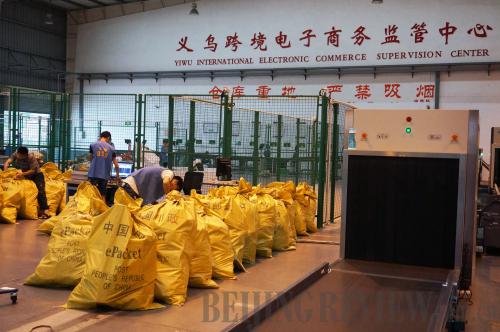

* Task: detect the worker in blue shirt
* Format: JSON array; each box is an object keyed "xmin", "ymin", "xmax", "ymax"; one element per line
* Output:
[{"xmin": 88, "ymin": 131, "xmax": 120, "ymax": 197}]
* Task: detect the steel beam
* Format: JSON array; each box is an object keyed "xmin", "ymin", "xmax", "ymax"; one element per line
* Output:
[
  {"xmin": 86, "ymin": 0, "xmax": 107, "ymax": 5},
  {"xmin": 59, "ymin": 0, "xmax": 91, "ymax": 9},
  {"xmin": 77, "ymin": 62, "xmax": 500, "ymax": 82}
]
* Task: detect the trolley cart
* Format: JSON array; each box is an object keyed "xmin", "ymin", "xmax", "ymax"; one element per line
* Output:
[{"xmin": 0, "ymin": 287, "xmax": 18, "ymax": 304}]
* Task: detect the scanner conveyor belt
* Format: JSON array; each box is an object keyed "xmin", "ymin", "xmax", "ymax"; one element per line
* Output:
[{"xmin": 253, "ymin": 260, "xmax": 458, "ymax": 332}]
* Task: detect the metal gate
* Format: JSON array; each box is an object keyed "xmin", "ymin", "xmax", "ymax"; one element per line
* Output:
[
  {"xmin": 2, "ymin": 88, "xmax": 70, "ymax": 168},
  {"xmin": 1, "ymin": 88, "xmax": 348, "ymax": 229},
  {"xmin": 68, "ymin": 93, "xmax": 139, "ymax": 169}
]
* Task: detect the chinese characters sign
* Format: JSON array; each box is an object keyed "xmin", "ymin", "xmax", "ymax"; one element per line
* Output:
[
  {"xmin": 177, "ymin": 22, "xmax": 494, "ymax": 53},
  {"xmin": 205, "ymin": 82, "xmax": 435, "ymax": 104},
  {"xmin": 173, "ymin": 21, "xmax": 496, "ymax": 70},
  {"xmin": 75, "ymin": 0, "xmax": 500, "ymax": 73}
]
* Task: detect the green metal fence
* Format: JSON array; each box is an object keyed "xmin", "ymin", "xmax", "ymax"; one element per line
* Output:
[
  {"xmin": 142, "ymin": 95, "xmax": 224, "ymax": 171},
  {"xmin": 1, "ymin": 88, "xmax": 348, "ymax": 229},
  {"xmin": 328, "ymin": 102, "xmax": 349, "ymax": 223},
  {"xmin": 228, "ymin": 95, "xmax": 321, "ymax": 187},
  {"xmin": 1, "ymin": 88, "xmax": 69, "ymax": 168},
  {"xmin": 143, "ymin": 95, "xmax": 328, "ymax": 202},
  {"xmin": 68, "ymin": 93, "xmax": 139, "ymax": 168}
]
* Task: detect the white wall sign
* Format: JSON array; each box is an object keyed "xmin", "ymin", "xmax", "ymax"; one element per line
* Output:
[
  {"xmin": 75, "ymin": 0, "xmax": 500, "ymax": 73},
  {"xmin": 79, "ymin": 75, "xmax": 436, "ymax": 108},
  {"xmin": 203, "ymin": 82, "xmax": 435, "ymax": 105}
]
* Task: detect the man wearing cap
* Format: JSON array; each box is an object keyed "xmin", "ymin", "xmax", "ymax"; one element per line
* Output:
[
  {"xmin": 88, "ymin": 131, "xmax": 120, "ymax": 197},
  {"xmin": 121, "ymin": 166, "xmax": 183, "ymax": 205}
]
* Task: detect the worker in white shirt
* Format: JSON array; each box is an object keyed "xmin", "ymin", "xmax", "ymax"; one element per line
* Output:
[{"xmin": 121, "ymin": 166, "xmax": 183, "ymax": 205}]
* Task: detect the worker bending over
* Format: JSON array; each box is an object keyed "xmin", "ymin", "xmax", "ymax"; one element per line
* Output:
[
  {"xmin": 88, "ymin": 131, "xmax": 120, "ymax": 197},
  {"xmin": 3, "ymin": 146, "xmax": 50, "ymax": 219},
  {"xmin": 121, "ymin": 166, "xmax": 183, "ymax": 205}
]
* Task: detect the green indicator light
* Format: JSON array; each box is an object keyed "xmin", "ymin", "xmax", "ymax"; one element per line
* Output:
[{"xmin": 405, "ymin": 127, "xmax": 412, "ymax": 134}]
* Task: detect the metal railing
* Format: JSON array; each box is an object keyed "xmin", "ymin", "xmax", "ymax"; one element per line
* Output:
[{"xmin": 1, "ymin": 88, "xmax": 348, "ymax": 228}]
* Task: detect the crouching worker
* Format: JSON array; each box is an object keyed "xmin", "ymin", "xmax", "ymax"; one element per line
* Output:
[
  {"xmin": 121, "ymin": 166, "xmax": 183, "ymax": 205},
  {"xmin": 3, "ymin": 146, "xmax": 50, "ymax": 219}
]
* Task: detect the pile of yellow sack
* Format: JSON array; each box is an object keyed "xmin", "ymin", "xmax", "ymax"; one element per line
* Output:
[
  {"xmin": 41, "ymin": 163, "xmax": 73, "ymax": 217},
  {"xmin": 0, "ymin": 163, "xmax": 71, "ymax": 224},
  {"xmin": 25, "ymin": 178, "xmax": 318, "ymax": 310},
  {"xmin": 26, "ymin": 181, "xmax": 107, "ymax": 287}
]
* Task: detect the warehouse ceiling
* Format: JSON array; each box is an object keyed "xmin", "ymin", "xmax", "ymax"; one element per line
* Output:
[
  {"xmin": 32, "ymin": 0, "xmax": 193, "ymax": 25},
  {"xmin": 37, "ymin": 0, "xmax": 148, "ymax": 11}
]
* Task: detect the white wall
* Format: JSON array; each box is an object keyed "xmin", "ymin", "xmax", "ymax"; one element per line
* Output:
[
  {"xmin": 441, "ymin": 70, "xmax": 500, "ymax": 180},
  {"xmin": 77, "ymin": 72, "xmax": 436, "ymax": 108},
  {"xmin": 71, "ymin": 0, "xmax": 500, "ymax": 180},
  {"xmin": 74, "ymin": 0, "xmax": 500, "ymax": 72},
  {"xmin": 76, "ymin": 71, "xmax": 500, "ymax": 172}
]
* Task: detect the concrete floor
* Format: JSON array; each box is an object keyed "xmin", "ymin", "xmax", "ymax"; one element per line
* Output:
[
  {"xmin": 465, "ymin": 255, "xmax": 500, "ymax": 332},
  {"xmin": 0, "ymin": 220, "xmax": 339, "ymax": 331},
  {"xmin": 253, "ymin": 248, "xmax": 500, "ymax": 331},
  {"xmin": 1, "ymin": 220, "xmax": 499, "ymax": 331},
  {"xmin": 255, "ymin": 260, "xmax": 452, "ymax": 332}
]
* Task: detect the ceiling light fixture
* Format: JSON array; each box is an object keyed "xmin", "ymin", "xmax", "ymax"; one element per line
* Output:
[
  {"xmin": 44, "ymin": 12, "xmax": 54, "ymax": 25},
  {"xmin": 189, "ymin": 1, "xmax": 199, "ymax": 15},
  {"xmin": 44, "ymin": 0, "xmax": 54, "ymax": 25}
]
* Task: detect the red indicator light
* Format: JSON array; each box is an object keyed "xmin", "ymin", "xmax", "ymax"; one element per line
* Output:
[
  {"xmin": 361, "ymin": 133, "xmax": 367, "ymax": 140},
  {"xmin": 406, "ymin": 116, "xmax": 412, "ymax": 122},
  {"xmin": 452, "ymin": 134, "xmax": 458, "ymax": 142}
]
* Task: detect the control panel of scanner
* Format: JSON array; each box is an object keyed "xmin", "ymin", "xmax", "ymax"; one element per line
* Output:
[{"xmin": 350, "ymin": 109, "xmax": 471, "ymax": 154}]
